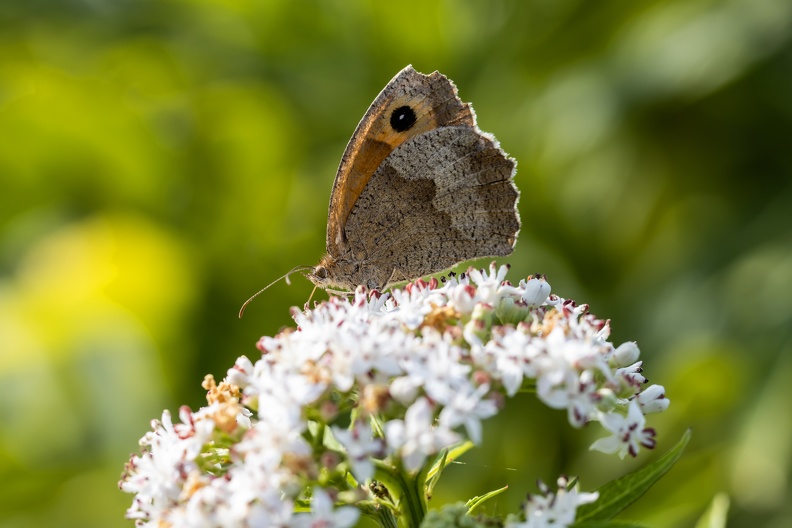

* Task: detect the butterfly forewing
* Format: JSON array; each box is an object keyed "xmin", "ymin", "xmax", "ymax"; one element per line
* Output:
[
  {"xmin": 326, "ymin": 66, "xmax": 474, "ymax": 255},
  {"xmin": 341, "ymin": 126, "xmax": 519, "ymax": 289}
]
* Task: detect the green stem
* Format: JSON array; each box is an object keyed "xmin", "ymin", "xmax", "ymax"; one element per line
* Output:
[
  {"xmin": 359, "ymin": 504, "xmax": 399, "ymax": 528},
  {"xmin": 373, "ymin": 460, "xmax": 427, "ymax": 527},
  {"xmin": 400, "ymin": 466, "xmax": 427, "ymax": 527}
]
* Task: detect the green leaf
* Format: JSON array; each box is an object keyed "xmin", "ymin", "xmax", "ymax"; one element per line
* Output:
[
  {"xmin": 695, "ymin": 493, "xmax": 730, "ymax": 528},
  {"xmin": 371, "ymin": 414, "xmax": 386, "ymax": 439},
  {"xmin": 465, "ymin": 485, "xmax": 509, "ymax": 514},
  {"xmin": 426, "ymin": 441, "xmax": 475, "ymax": 482},
  {"xmin": 425, "ymin": 449, "xmax": 449, "ymax": 499},
  {"xmin": 576, "ymin": 429, "xmax": 692, "ymax": 522},
  {"xmin": 321, "ymin": 425, "xmax": 344, "ymax": 451}
]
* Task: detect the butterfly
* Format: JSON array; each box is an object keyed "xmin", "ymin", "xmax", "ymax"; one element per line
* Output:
[{"xmin": 240, "ymin": 66, "xmax": 519, "ymax": 315}]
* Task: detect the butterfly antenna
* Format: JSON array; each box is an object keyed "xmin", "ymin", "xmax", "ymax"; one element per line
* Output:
[{"xmin": 238, "ymin": 265, "xmax": 314, "ymax": 318}]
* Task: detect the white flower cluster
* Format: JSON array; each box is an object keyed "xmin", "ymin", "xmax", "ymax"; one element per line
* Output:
[
  {"xmin": 506, "ymin": 477, "xmax": 600, "ymax": 528},
  {"xmin": 120, "ymin": 264, "xmax": 669, "ymax": 527}
]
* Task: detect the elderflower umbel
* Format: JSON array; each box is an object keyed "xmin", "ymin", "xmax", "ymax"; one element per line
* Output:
[{"xmin": 120, "ymin": 264, "xmax": 669, "ymax": 527}]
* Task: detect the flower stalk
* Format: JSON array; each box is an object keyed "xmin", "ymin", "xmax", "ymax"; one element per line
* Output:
[{"xmin": 372, "ymin": 460, "xmax": 427, "ymax": 527}]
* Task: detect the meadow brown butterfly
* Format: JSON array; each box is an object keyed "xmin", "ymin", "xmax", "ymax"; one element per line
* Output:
[
  {"xmin": 240, "ymin": 66, "xmax": 520, "ymax": 315},
  {"xmin": 310, "ymin": 65, "xmax": 520, "ymax": 290}
]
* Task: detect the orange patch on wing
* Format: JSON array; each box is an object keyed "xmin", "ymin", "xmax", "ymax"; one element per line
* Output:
[{"xmin": 328, "ymin": 95, "xmax": 441, "ymax": 249}]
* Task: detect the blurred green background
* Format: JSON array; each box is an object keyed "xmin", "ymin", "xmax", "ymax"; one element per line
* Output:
[{"xmin": 1, "ymin": 0, "xmax": 791, "ymax": 526}]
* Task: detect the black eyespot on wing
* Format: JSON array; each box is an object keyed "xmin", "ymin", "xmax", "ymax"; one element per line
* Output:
[{"xmin": 390, "ymin": 106, "xmax": 417, "ymax": 132}]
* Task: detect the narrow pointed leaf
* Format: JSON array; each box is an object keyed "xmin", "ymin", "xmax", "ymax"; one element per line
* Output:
[
  {"xmin": 576, "ymin": 429, "xmax": 691, "ymax": 522},
  {"xmin": 425, "ymin": 449, "xmax": 449, "ymax": 498},
  {"xmin": 465, "ymin": 485, "xmax": 509, "ymax": 513},
  {"xmin": 427, "ymin": 441, "xmax": 474, "ymax": 481}
]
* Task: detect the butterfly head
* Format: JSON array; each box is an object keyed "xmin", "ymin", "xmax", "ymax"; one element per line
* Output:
[
  {"xmin": 308, "ymin": 264, "xmax": 329, "ymax": 287},
  {"xmin": 308, "ymin": 254, "xmax": 376, "ymax": 292},
  {"xmin": 307, "ymin": 254, "xmax": 336, "ymax": 289}
]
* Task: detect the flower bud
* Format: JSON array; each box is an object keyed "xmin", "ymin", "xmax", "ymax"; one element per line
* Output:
[
  {"xmin": 637, "ymin": 385, "xmax": 670, "ymax": 414},
  {"xmin": 496, "ymin": 296, "xmax": 531, "ymax": 325},
  {"xmin": 611, "ymin": 341, "xmax": 640, "ymax": 367},
  {"xmin": 520, "ymin": 275, "xmax": 551, "ymax": 306}
]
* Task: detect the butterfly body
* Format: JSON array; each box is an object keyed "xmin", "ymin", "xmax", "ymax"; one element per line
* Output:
[{"xmin": 309, "ymin": 66, "xmax": 520, "ymax": 291}]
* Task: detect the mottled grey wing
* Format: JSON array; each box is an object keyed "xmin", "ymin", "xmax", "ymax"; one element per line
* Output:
[{"xmin": 342, "ymin": 125, "xmax": 520, "ymax": 287}]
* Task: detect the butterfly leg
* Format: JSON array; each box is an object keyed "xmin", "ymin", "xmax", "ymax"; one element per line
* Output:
[{"xmin": 378, "ymin": 268, "xmax": 400, "ymax": 291}]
